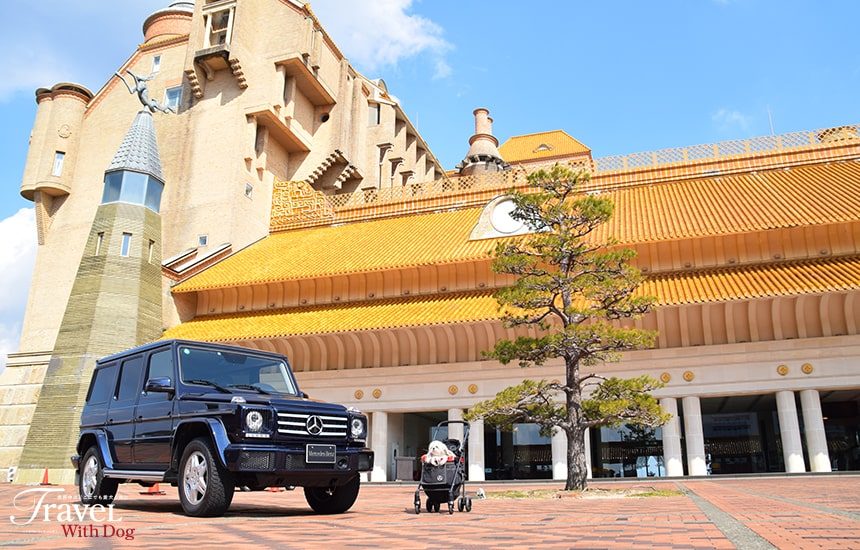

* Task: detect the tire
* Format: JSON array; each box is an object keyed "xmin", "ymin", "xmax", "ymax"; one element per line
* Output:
[
  {"xmin": 304, "ymin": 475, "xmax": 360, "ymax": 514},
  {"xmin": 178, "ymin": 437, "xmax": 234, "ymax": 517},
  {"xmin": 465, "ymin": 497, "xmax": 472, "ymax": 512},
  {"xmin": 457, "ymin": 497, "xmax": 465, "ymax": 512},
  {"xmin": 78, "ymin": 446, "xmax": 119, "ymax": 506}
]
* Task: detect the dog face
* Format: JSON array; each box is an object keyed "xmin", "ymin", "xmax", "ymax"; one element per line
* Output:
[{"xmin": 427, "ymin": 440, "xmax": 447, "ymax": 456}]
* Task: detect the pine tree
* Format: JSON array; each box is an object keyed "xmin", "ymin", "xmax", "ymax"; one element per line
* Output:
[{"xmin": 465, "ymin": 164, "xmax": 669, "ymax": 490}]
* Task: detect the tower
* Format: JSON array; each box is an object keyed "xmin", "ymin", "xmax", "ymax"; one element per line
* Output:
[
  {"xmin": 16, "ymin": 110, "xmax": 166, "ymax": 483},
  {"xmin": 456, "ymin": 108, "xmax": 510, "ymax": 175}
]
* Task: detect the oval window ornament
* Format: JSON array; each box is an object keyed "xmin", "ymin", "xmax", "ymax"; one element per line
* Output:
[{"xmin": 489, "ymin": 198, "xmax": 524, "ymax": 234}]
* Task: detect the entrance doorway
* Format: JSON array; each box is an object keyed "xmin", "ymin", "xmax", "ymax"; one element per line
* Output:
[{"xmin": 483, "ymin": 423, "xmax": 553, "ymax": 480}]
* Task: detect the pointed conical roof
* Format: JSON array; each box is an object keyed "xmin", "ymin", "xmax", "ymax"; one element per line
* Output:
[{"xmin": 107, "ymin": 110, "xmax": 164, "ymax": 181}]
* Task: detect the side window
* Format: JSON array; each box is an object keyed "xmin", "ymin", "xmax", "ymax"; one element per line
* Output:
[
  {"xmin": 141, "ymin": 350, "xmax": 174, "ymax": 402},
  {"xmin": 86, "ymin": 364, "xmax": 119, "ymax": 404},
  {"xmin": 114, "ymin": 356, "xmax": 144, "ymax": 405}
]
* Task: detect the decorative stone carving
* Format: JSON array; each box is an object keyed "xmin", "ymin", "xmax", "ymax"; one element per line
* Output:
[
  {"xmin": 448, "ymin": 385, "xmax": 458, "ymax": 395},
  {"xmin": 468, "ymin": 384, "xmax": 478, "ymax": 394},
  {"xmin": 682, "ymin": 371, "xmax": 695, "ymax": 382},
  {"xmin": 354, "ymin": 389, "xmax": 364, "ymax": 400},
  {"xmin": 777, "ymin": 364, "xmax": 789, "ymax": 376},
  {"xmin": 371, "ymin": 388, "xmax": 382, "ymax": 399},
  {"xmin": 270, "ymin": 180, "xmax": 335, "ymax": 230},
  {"xmin": 660, "ymin": 372, "xmax": 671, "ymax": 383},
  {"xmin": 58, "ymin": 124, "xmax": 71, "ymax": 138},
  {"xmin": 801, "ymin": 363, "xmax": 814, "ymax": 375}
]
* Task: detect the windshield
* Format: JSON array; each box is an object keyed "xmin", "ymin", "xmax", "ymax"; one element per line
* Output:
[{"xmin": 179, "ymin": 346, "xmax": 297, "ymax": 395}]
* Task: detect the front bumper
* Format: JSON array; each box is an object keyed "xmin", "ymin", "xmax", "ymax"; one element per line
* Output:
[{"xmin": 223, "ymin": 444, "xmax": 373, "ymax": 475}]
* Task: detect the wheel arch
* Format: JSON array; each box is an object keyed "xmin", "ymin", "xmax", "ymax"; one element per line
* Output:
[
  {"xmin": 76, "ymin": 430, "xmax": 114, "ymax": 469},
  {"xmin": 171, "ymin": 418, "xmax": 230, "ymax": 471}
]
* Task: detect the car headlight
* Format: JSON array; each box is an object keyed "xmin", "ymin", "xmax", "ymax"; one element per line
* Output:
[
  {"xmin": 350, "ymin": 417, "xmax": 366, "ymax": 438},
  {"xmin": 246, "ymin": 410, "xmax": 264, "ymax": 432}
]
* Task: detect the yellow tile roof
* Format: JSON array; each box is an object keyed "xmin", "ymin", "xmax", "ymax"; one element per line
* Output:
[
  {"xmin": 174, "ymin": 207, "xmax": 492, "ymax": 293},
  {"xmin": 644, "ymin": 255, "xmax": 860, "ymax": 306},
  {"xmin": 602, "ymin": 161, "xmax": 860, "ymax": 243},
  {"xmin": 162, "ymin": 290, "xmax": 502, "ymax": 341},
  {"xmin": 174, "ymin": 162, "xmax": 860, "ymax": 294},
  {"xmin": 164, "ymin": 256, "xmax": 860, "ymax": 342},
  {"xmin": 499, "ymin": 130, "xmax": 591, "ymax": 163}
]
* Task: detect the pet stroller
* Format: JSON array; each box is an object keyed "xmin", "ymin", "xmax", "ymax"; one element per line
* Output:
[{"xmin": 413, "ymin": 420, "xmax": 473, "ymax": 514}]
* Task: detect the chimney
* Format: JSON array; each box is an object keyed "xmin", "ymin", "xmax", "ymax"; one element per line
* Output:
[{"xmin": 456, "ymin": 108, "xmax": 509, "ymax": 176}]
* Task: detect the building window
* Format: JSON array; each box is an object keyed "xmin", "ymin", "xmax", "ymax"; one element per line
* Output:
[
  {"xmin": 148, "ymin": 239, "xmax": 155, "ymax": 263},
  {"xmin": 164, "ymin": 86, "xmax": 182, "ymax": 111},
  {"xmin": 203, "ymin": 2, "xmax": 235, "ymax": 47},
  {"xmin": 368, "ymin": 103, "xmax": 381, "ymax": 125},
  {"xmin": 120, "ymin": 233, "xmax": 132, "ymax": 257},
  {"xmin": 95, "ymin": 232, "xmax": 104, "ymax": 255},
  {"xmin": 198, "ymin": 234, "xmax": 208, "ymax": 247},
  {"xmin": 52, "ymin": 152, "xmax": 65, "ymax": 177},
  {"xmin": 152, "ymin": 55, "xmax": 161, "ymax": 74},
  {"xmin": 244, "ymin": 183, "xmax": 253, "ymax": 199}
]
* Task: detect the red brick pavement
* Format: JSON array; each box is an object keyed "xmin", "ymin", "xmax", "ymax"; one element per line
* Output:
[{"xmin": 0, "ymin": 477, "xmax": 857, "ymax": 549}]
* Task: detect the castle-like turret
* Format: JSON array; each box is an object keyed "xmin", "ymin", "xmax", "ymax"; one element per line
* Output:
[
  {"xmin": 456, "ymin": 108, "xmax": 510, "ymax": 175},
  {"xmin": 17, "ymin": 111, "xmax": 166, "ymax": 480}
]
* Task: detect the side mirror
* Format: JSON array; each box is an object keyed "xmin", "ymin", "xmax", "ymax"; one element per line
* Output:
[{"xmin": 145, "ymin": 377, "xmax": 174, "ymax": 394}]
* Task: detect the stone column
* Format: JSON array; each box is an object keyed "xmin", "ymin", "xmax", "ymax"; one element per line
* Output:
[
  {"xmin": 776, "ymin": 390, "xmax": 807, "ymax": 473},
  {"xmin": 682, "ymin": 396, "xmax": 708, "ymax": 476},
  {"xmin": 661, "ymin": 397, "xmax": 684, "ymax": 477},
  {"xmin": 467, "ymin": 417, "xmax": 485, "ymax": 481},
  {"xmin": 370, "ymin": 411, "xmax": 388, "ymax": 482},
  {"xmin": 800, "ymin": 389, "xmax": 831, "ymax": 473},
  {"xmin": 447, "ymin": 408, "xmax": 464, "ymax": 442},
  {"xmin": 551, "ymin": 428, "xmax": 567, "ymax": 480},
  {"xmin": 584, "ymin": 428, "xmax": 593, "ymax": 479}
]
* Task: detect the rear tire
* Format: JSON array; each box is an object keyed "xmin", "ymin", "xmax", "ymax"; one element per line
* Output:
[
  {"xmin": 178, "ymin": 437, "xmax": 234, "ymax": 517},
  {"xmin": 304, "ymin": 475, "xmax": 360, "ymax": 514},
  {"xmin": 79, "ymin": 447, "xmax": 118, "ymax": 506}
]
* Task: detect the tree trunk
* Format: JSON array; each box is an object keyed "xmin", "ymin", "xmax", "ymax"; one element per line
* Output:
[{"xmin": 564, "ymin": 425, "xmax": 588, "ymax": 490}]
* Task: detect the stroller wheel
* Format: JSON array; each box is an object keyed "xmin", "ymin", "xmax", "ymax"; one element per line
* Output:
[
  {"xmin": 465, "ymin": 497, "xmax": 472, "ymax": 512},
  {"xmin": 448, "ymin": 501, "xmax": 454, "ymax": 515},
  {"xmin": 457, "ymin": 497, "xmax": 465, "ymax": 512},
  {"xmin": 414, "ymin": 501, "xmax": 421, "ymax": 514}
]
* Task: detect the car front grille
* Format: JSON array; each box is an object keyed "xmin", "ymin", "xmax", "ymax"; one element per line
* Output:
[{"xmin": 276, "ymin": 412, "xmax": 348, "ymax": 437}]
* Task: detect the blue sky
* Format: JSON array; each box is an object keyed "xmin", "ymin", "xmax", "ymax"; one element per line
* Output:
[{"xmin": 0, "ymin": 0, "xmax": 858, "ymax": 364}]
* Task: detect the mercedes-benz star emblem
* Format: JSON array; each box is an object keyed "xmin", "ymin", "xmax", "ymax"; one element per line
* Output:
[{"xmin": 306, "ymin": 415, "xmax": 324, "ymax": 435}]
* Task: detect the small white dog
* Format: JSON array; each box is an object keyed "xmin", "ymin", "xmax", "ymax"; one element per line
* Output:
[{"xmin": 425, "ymin": 440, "xmax": 455, "ymax": 466}]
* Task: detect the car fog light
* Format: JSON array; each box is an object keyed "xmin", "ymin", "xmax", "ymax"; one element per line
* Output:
[
  {"xmin": 246, "ymin": 410, "xmax": 264, "ymax": 432},
  {"xmin": 350, "ymin": 418, "xmax": 365, "ymax": 437}
]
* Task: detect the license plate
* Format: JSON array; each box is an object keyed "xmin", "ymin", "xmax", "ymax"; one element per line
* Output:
[{"xmin": 306, "ymin": 444, "xmax": 336, "ymax": 464}]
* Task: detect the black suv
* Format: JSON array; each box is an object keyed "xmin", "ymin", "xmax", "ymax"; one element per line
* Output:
[{"xmin": 72, "ymin": 339, "xmax": 373, "ymax": 517}]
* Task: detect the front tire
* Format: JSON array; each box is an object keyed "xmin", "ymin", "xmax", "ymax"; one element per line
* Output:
[
  {"xmin": 304, "ymin": 475, "xmax": 360, "ymax": 514},
  {"xmin": 79, "ymin": 447, "xmax": 118, "ymax": 505},
  {"xmin": 178, "ymin": 437, "xmax": 234, "ymax": 517}
]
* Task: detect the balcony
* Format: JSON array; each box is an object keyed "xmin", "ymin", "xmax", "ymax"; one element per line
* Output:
[
  {"xmin": 246, "ymin": 105, "xmax": 312, "ymax": 153},
  {"xmin": 272, "ymin": 53, "xmax": 336, "ymax": 107}
]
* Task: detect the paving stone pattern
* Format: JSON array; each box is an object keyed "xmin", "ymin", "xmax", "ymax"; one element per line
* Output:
[{"xmin": 0, "ymin": 476, "xmax": 858, "ymax": 549}]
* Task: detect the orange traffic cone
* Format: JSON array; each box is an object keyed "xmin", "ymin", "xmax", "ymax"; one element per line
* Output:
[
  {"xmin": 139, "ymin": 483, "xmax": 166, "ymax": 495},
  {"xmin": 40, "ymin": 468, "xmax": 52, "ymax": 486}
]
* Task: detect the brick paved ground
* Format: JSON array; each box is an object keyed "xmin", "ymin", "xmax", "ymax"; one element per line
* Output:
[{"xmin": 0, "ymin": 476, "xmax": 858, "ymax": 549}]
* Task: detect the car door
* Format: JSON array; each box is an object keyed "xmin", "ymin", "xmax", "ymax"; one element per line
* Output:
[
  {"xmin": 132, "ymin": 347, "xmax": 176, "ymax": 469},
  {"xmin": 106, "ymin": 355, "xmax": 145, "ymax": 466}
]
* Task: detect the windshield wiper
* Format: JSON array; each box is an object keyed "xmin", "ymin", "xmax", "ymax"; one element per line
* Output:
[
  {"xmin": 185, "ymin": 379, "xmax": 232, "ymax": 393},
  {"xmin": 228, "ymin": 384, "xmax": 273, "ymax": 395}
]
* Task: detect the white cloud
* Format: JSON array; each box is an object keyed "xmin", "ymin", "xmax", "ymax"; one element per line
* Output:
[
  {"xmin": 0, "ymin": 44, "xmax": 67, "ymax": 103},
  {"xmin": 311, "ymin": 0, "xmax": 452, "ymax": 76},
  {"xmin": 712, "ymin": 108, "xmax": 751, "ymax": 132},
  {"xmin": 0, "ymin": 208, "xmax": 37, "ymax": 369}
]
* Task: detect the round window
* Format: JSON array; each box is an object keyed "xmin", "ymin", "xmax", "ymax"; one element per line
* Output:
[{"xmin": 489, "ymin": 199, "xmax": 523, "ymax": 234}]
